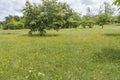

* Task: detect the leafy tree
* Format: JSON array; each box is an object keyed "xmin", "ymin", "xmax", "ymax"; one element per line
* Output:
[
  {"xmin": 23, "ymin": 0, "xmax": 80, "ymax": 35},
  {"xmin": 4, "ymin": 15, "xmax": 24, "ymax": 30},
  {"xmin": 6, "ymin": 18, "xmax": 23, "ymax": 29},
  {"xmin": 60, "ymin": 3, "xmax": 73, "ymax": 28},
  {"xmin": 104, "ymin": 2, "xmax": 114, "ymax": 16},
  {"xmin": 81, "ymin": 7, "xmax": 95, "ymax": 28},
  {"xmin": 66, "ymin": 12, "xmax": 81, "ymax": 28},
  {"xmin": 109, "ymin": 16, "xmax": 118, "ymax": 24},
  {"xmin": 14, "ymin": 15, "xmax": 21, "ymax": 21},
  {"xmin": 62, "ymin": 4, "xmax": 81, "ymax": 28},
  {"xmin": 81, "ymin": 17, "xmax": 94, "ymax": 28},
  {"xmin": 94, "ymin": 2, "xmax": 115, "ymax": 28},
  {"xmin": 113, "ymin": 0, "xmax": 120, "ymax": 6},
  {"xmin": 117, "ymin": 15, "xmax": 120, "ymax": 23},
  {"xmin": 80, "ymin": 20, "xmax": 87, "ymax": 28},
  {"xmin": 97, "ymin": 2, "xmax": 115, "ymax": 24},
  {"xmin": 96, "ymin": 13, "xmax": 109, "ymax": 29},
  {"xmin": 104, "ymin": 2, "xmax": 115, "ymax": 24},
  {"xmin": 71, "ymin": 13, "xmax": 81, "ymax": 28},
  {"xmin": 113, "ymin": 0, "xmax": 120, "ymax": 24},
  {"xmin": 23, "ymin": 0, "xmax": 65, "ymax": 36},
  {"xmin": 5, "ymin": 15, "xmax": 13, "ymax": 23},
  {"xmin": 87, "ymin": 20, "xmax": 95, "ymax": 28}
]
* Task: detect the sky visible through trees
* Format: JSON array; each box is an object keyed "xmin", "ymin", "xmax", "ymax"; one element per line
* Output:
[{"xmin": 0, "ymin": 0, "xmax": 117, "ymax": 21}]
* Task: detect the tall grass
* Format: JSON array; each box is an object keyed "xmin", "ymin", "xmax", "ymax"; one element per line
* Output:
[{"xmin": 0, "ymin": 25, "xmax": 120, "ymax": 80}]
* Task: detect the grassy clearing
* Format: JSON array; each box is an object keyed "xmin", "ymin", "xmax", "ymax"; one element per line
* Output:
[{"xmin": 0, "ymin": 25, "xmax": 120, "ymax": 80}]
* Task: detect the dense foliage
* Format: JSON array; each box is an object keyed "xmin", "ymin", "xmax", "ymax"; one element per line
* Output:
[
  {"xmin": 96, "ymin": 13, "xmax": 109, "ymax": 28},
  {"xmin": 2, "ymin": 15, "xmax": 24, "ymax": 30},
  {"xmin": 1, "ymin": 0, "xmax": 120, "ymax": 32},
  {"xmin": 81, "ymin": 15, "xmax": 95, "ymax": 28},
  {"xmin": 23, "ymin": 0, "xmax": 81, "ymax": 36},
  {"xmin": 113, "ymin": 0, "xmax": 120, "ymax": 5},
  {"xmin": 82, "ymin": 2, "xmax": 116, "ymax": 29}
]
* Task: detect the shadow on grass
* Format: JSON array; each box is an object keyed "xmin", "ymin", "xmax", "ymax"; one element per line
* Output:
[
  {"xmin": 93, "ymin": 48, "xmax": 120, "ymax": 63},
  {"xmin": 0, "ymin": 33, "xmax": 17, "ymax": 35},
  {"xmin": 103, "ymin": 33, "xmax": 120, "ymax": 37},
  {"xmin": 22, "ymin": 33, "xmax": 60, "ymax": 37}
]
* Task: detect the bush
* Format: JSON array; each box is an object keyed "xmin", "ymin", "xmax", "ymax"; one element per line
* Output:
[
  {"xmin": 80, "ymin": 20, "xmax": 87, "ymax": 28},
  {"xmin": 87, "ymin": 20, "xmax": 94, "ymax": 28},
  {"xmin": 5, "ymin": 19, "xmax": 24, "ymax": 30}
]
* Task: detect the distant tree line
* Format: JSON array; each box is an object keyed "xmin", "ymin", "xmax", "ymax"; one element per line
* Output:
[
  {"xmin": 0, "ymin": 0, "xmax": 120, "ymax": 35},
  {"xmin": 0, "ymin": 15, "xmax": 24, "ymax": 30},
  {"xmin": 81, "ymin": 1, "xmax": 118, "ymax": 29}
]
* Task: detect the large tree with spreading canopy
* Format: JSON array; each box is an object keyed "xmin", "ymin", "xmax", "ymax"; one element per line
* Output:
[{"xmin": 23, "ymin": 0, "xmax": 80, "ymax": 36}]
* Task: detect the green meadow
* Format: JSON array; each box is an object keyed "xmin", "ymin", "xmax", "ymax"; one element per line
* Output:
[{"xmin": 0, "ymin": 25, "xmax": 120, "ymax": 80}]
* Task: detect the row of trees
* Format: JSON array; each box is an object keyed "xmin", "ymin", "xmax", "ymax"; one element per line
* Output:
[
  {"xmin": 0, "ymin": 15, "xmax": 24, "ymax": 30},
  {"xmin": 23, "ymin": 0, "xmax": 120, "ymax": 35},
  {"xmin": 81, "ymin": 1, "xmax": 117, "ymax": 29},
  {"xmin": 114, "ymin": 0, "xmax": 120, "ymax": 23},
  {"xmin": 0, "ymin": 0, "xmax": 120, "ymax": 35}
]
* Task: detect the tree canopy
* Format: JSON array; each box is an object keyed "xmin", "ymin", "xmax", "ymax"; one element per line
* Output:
[
  {"xmin": 113, "ymin": 0, "xmax": 120, "ymax": 5},
  {"xmin": 23, "ymin": 0, "xmax": 80, "ymax": 36},
  {"xmin": 2, "ymin": 15, "xmax": 24, "ymax": 30},
  {"xmin": 96, "ymin": 13, "xmax": 109, "ymax": 28}
]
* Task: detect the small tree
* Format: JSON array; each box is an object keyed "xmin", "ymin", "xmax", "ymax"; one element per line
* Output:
[
  {"xmin": 67, "ymin": 12, "xmax": 81, "ymax": 28},
  {"xmin": 96, "ymin": 13, "xmax": 109, "ymax": 29},
  {"xmin": 81, "ymin": 15, "xmax": 94, "ymax": 28},
  {"xmin": 80, "ymin": 20, "xmax": 87, "ymax": 28},
  {"xmin": 6, "ymin": 18, "xmax": 24, "ymax": 30},
  {"xmin": 87, "ymin": 20, "xmax": 95, "ymax": 28},
  {"xmin": 81, "ymin": 16, "xmax": 88, "ymax": 28},
  {"xmin": 4, "ymin": 15, "xmax": 24, "ymax": 30},
  {"xmin": 81, "ymin": 7, "xmax": 95, "ymax": 29}
]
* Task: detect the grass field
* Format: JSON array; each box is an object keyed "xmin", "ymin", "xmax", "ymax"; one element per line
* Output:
[{"xmin": 0, "ymin": 25, "xmax": 120, "ymax": 80}]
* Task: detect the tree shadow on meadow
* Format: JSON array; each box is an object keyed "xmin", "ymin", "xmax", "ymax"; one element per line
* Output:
[
  {"xmin": 0, "ymin": 32, "xmax": 17, "ymax": 35},
  {"xmin": 93, "ymin": 48, "xmax": 120, "ymax": 63},
  {"xmin": 22, "ymin": 33, "xmax": 60, "ymax": 37},
  {"xmin": 103, "ymin": 33, "xmax": 120, "ymax": 37}
]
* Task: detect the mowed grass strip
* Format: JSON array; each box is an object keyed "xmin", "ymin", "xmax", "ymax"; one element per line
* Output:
[{"xmin": 0, "ymin": 25, "xmax": 120, "ymax": 80}]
